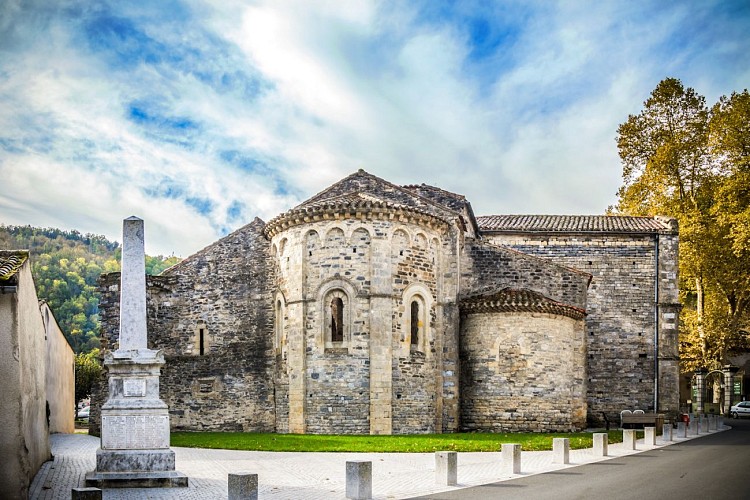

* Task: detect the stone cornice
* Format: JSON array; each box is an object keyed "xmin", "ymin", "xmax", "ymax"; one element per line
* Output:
[
  {"xmin": 460, "ymin": 288, "xmax": 587, "ymax": 320},
  {"xmin": 264, "ymin": 196, "xmax": 451, "ymax": 238}
]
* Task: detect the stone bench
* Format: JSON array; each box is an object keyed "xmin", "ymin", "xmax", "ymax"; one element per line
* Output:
[{"xmin": 621, "ymin": 413, "xmax": 664, "ymax": 429}]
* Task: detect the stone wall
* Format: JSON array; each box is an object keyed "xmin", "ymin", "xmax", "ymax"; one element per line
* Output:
[
  {"xmin": 93, "ymin": 219, "xmax": 276, "ymax": 433},
  {"xmin": 460, "ymin": 311, "xmax": 587, "ymax": 432},
  {"xmin": 0, "ymin": 254, "xmax": 51, "ymax": 500},
  {"xmin": 42, "ymin": 302, "xmax": 75, "ymax": 434},
  {"xmin": 461, "ymin": 241, "xmax": 590, "ymax": 310},
  {"xmin": 483, "ymin": 230, "xmax": 680, "ymax": 424}
]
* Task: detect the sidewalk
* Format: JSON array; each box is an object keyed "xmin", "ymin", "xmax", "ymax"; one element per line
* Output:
[{"xmin": 30, "ymin": 427, "xmax": 722, "ymax": 499}]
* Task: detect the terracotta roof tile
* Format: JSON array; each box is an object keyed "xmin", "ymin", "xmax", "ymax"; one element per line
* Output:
[
  {"xmin": 0, "ymin": 251, "xmax": 28, "ymax": 281},
  {"xmin": 461, "ymin": 287, "xmax": 586, "ymax": 320},
  {"xmin": 477, "ymin": 215, "xmax": 676, "ymax": 234}
]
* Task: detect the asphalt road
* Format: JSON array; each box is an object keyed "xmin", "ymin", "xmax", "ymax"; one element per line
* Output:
[{"xmin": 410, "ymin": 418, "xmax": 750, "ymax": 500}]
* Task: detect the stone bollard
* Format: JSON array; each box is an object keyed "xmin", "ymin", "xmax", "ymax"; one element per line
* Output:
[
  {"xmin": 688, "ymin": 418, "xmax": 697, "ymax": 435},
  {"xmin": 501, "ymin": 443, "xmax": 521, "ymax": 474},
  {"xmin": 228, "ymin": 472, "xmax": 258, "ymax": 500},
  {"xmin": 623, "ymin": 429, "xmax": 637, "ymax": 450},
  {"xmin": 593, "ymin": 433, "xmax": 608, "ymax": 457},
  {"xmin": 435, "ymin": 451, "xmax": 457, "ymax": 486},
  {"xmin": 662, "ymin": 423, "xmax": 673, "ymax": 442},
  {"xmin": 697, "ymin": 418, "xmax": 703, "ymax": 434},
  {"xmin": 553, "ymin": 438, "xmax": 570, "ymax": 464},
  {"xmin": 709, "ymin": 414, "xmax": 717, "ymax": 431},
  {"xmin": 346, "ymin": 461, "xmax": 372, "ymax": 500},
  {"xmin": 677, "ymin": 421, "xmax": 687, "ymax": 438},
  {"xmin": 71, "ymin": 488, "xmax": 102, "ymax": 500},
  {"xmin": 644, "ymin": 426, "xmax": 656, "ymax": 446},
  {"xmin": 718, "ymin": 416, "xmax": 724, "ymax": 428}
]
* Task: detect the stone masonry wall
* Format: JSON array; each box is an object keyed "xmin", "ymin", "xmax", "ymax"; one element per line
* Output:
[
  {"xmin": 483, "ymin": 231, "xmax": 679, "ymax": 424},
  {"xmin": 460, "ymin": 311, "xmax": 587, "ymax": 432},
  {"xmin": 461, "ymin": 241, "xmax": 590, "ymax": 310},
  {"xmin": 272, "ymin": 216, "xmax": 457, "ymax": 434},
  {"xmin": 93, "ymin": 218, "xmax": 276, "ymax": 433}
]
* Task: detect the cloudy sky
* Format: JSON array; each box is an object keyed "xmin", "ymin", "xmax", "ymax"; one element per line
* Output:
[{"xmin": 1, "ymin": 1, "xmax": 748, "ymax": 256}]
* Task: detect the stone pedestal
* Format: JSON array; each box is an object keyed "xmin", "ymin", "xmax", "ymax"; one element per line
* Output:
[{"xmin": 86, "ymin": 350, "xmax": 187, "ymax": 488}]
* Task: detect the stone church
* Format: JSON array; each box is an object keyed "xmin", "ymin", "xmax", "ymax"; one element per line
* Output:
[{"xmin": 93, "ymin": 170, "xmax": 680, "ymax": 435}]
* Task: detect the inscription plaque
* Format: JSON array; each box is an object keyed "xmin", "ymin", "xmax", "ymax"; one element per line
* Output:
[
  {"xmin": 123, "ymin": 378, "xmax": 146, "ymax": 397},
  {"xmin": 102, "ymin": 415, "xmax": 169, "ymax": 449}
]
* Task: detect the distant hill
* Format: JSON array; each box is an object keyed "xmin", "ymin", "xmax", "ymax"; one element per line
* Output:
[{"xmin": 0, "ymin": 224, "xmax": 180, "ymax": 353}]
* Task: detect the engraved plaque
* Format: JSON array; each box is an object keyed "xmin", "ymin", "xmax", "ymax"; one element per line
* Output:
[
  {"xmin": 123, "ymin": 379, "xmax": 146, "ymax": 397},
  {"xmin": 102, "ymin": 415, "xmax": 170, "ymax": 449}
]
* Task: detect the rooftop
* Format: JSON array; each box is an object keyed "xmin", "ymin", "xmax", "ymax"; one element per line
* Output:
[
  {"xmin": 477, "ymin": 215, "xmax": 675, "ymax": 234},
  {"xmin": 0, "ymin": 250, "xmax": 28, "ymax": 282}
]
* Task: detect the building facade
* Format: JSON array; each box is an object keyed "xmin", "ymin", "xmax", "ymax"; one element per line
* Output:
[
  {"xmin": 0, "ymin": 251, "xmax": 53, "ymax": 500},
  {"xmin": 92, "ymin": 170, "xmax": 679, "ymax": 435}
]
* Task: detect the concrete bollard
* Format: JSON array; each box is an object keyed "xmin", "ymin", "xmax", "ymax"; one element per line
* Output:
[
  {"xmin": 346, "ymin": 461, "xmax": 372, "ymax": 500},
  {"xmin": 718, "ymin": 416, "xmax": 724, "ymax": 428},
  {"xmin": 593, "ymin": 433, "xmax": 608, "ymax": 457},
  {"xmin": 502, "ymin": 443, "xmax": 521, "ymax": 474},
  {"xmin": 228, "ymin": 472, "xmax": 258, "ymax": 500},
  {"xmin": 623, "ymin": 429, "xmax": 637, "ymax": 450},
  {"xmin": 644, "ymin": 426, "xmax": 656, "ymax": 446},
  {"xmin": 71, "ymin": 488, "xmax": 102, "ymax": 500},
  {"xmin": 553, "ymin": 438, "xmax": 570, "ymax": 464},
  {"xmin": 688, "ymin": 418, "xmax": 697, "ymax": 435},
  {"xmin": 677, "ymin": 421, "xmax": 687, "ymax": 438},
  {"xmin": 435, "ymin": 451, "xmax": 457, "ymax": 486},
  {"xmin": 662, "ymin": 423, "xmax": 673, "ymax": 442},
  {"xmin": 697, "ymin": 418, "xmax": 703, "ymax": 434},
  {"xmin": 709, "ymin": 414, "xmax": 717, "ymax": 431}
]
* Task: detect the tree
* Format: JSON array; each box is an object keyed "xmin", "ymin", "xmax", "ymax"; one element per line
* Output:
[
  {"xmin": 75, "ymin": 348, "xmax": 102, "ymax": 408},
  {"xmin": 614, "ymin": 78, "xmax": 750, "ymax": 372}
]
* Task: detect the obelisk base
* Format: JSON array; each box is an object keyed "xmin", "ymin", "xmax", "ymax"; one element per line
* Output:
[{"xmin": 86, "ymin": 349, "xmax": 187, "ymax": 488}]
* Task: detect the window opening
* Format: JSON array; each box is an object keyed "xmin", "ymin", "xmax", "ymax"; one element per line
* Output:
[
  {"xmin": 199, "ymin": 328, "xmax": 205, "ymax": 356},
  {"xmin": 331, "ymin": 297, "xmax": 344, "ymax": 342},
  {"xmin": 410, "ymin": 300, "xmax": 420, "ymax": 346}
]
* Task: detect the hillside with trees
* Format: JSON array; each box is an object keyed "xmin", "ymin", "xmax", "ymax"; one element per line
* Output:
[
  {"xmin": 613, "ymin": 78, "xmax": 750, "ymax": 371},
  {"xmin": 0, "ymin": 225, "xmax": 180, "ymax": 353}
]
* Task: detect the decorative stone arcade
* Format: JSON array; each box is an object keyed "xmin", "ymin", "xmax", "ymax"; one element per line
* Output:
[{"xmin": 86, "ymin": 217, "xmax": 187, "ymax": 488}]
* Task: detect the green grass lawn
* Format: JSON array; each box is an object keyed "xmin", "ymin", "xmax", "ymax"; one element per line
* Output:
[{"xmin": 171, "ymin": 430, "xmax": 633, "ymax": 453}]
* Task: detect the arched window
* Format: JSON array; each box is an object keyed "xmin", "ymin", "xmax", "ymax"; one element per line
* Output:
[
  {"xmin": 401, "ymin": 286, "xmax": 431, "ymax": 354},
  {"xmin": 410, "ymin": 300, "xmax": 420, "ymax": 346},
  {"xmin": 331, "ymin": 297, "xmax": 344, "ymax": 342},
  {"xmin": 321, "ymin": 286, "xmax": 351, "ymax": 350}
]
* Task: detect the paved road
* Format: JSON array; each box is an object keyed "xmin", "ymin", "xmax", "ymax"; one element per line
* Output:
[{"xmin": 410, "ymin": 419, "xmax": 750, "ymax": 500}]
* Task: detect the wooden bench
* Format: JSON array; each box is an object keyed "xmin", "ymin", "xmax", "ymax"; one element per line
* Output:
[{"xmin": 621, "ymin": 413, "xmax": 664, "ymax": 429}]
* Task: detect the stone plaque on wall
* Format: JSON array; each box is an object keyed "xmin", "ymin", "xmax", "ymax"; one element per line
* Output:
[
  {"xmin": 102, "ymin": 415, "xmax": 169, "ymax": 450},
  {"xmin": 123, "ymin": 378, "xmax": 146, "ymax": 397}
]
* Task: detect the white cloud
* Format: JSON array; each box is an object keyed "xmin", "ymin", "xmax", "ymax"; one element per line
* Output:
[{"xmin": 1, "ymin": 0, "xmax": 748, "ymax": 255}]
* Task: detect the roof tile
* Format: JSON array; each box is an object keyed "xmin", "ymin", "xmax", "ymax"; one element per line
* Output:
[{"xmin": 477, "ymin": 215, "xmax": 675, "ymax": 233}]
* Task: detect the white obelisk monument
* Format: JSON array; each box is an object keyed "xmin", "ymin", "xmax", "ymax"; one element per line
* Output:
[{"xmin": 86, "ymin": 217, "xmax": 187, "ymax": 487}]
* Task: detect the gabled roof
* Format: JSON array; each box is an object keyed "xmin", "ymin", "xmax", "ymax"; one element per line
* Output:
[
  {"xmin": 477, "ymin": 215, "xmax": 677, "ymax": 234},
  {"xmin": 461, "ymin": 287, "xmax": 586, "ymax": 320},
  {"xmin": 0, "ymin": 251, "xmax": 28, "ymax": 282}
]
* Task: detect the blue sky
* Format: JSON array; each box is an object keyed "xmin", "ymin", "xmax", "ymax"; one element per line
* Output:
[{"xmin": 1, "ymin": 0, "xmax": 748, "ymax": 256}]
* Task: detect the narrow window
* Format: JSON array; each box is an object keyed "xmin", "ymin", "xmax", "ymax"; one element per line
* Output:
[
  {"xmin": 410, "ymin": 300, "xmax": 420, "ymax": 346},
  {"xmin": 331, "ymin": 298, "xmax": 344, "ymax": 342},
  {"xmin": 276, "ymin": 299, "xmax": 285, "ymax": 352},
  {"xmin": 199, "ymin": 328, "xmax": 205, "ymax": 356}
]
